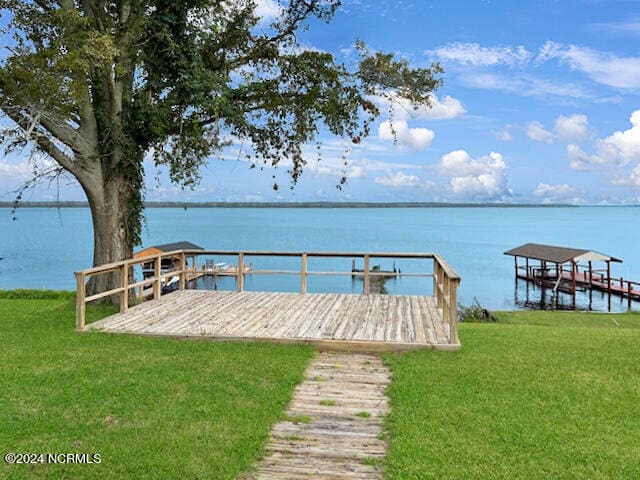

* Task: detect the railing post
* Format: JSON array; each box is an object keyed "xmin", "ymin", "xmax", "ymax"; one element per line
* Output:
[
  {"xmin": 154, "ymin": 255, "xmax": 162, "ymax": 299},
  {"xmin": 449, "ymin": 279, "xmax": 459, "ymax": 344},
  {"xmin": 300, "ymin": 253, "xmax": 308, "ymax": 294},
  {"xmin": 442, "ymin": 274, "xmax": 450, "ymax": 326},
  {"xmin": 179, "ymin": 252, "xmax": 186, "ymax": 291},
  {"xmin": 193, "ymin": 260, "xmax": 198, "ymax": 290},
  {"xmin": 237, "ymin": 252, "xmax": 245, "ymax": 292},
  {"xmin": 434, "ymin": 260, "xmax": 442, "ymax": 308},
  {"xmin": 75, "ymin": 271, "xmax": 86, "ymax": 330},
  {"xmin": 120, "ymin": 262, "xmax": 129, "ymax": 313},
  {"xmin": 363, "ymin": 255, "xmax": 370, "ymax": 294}
]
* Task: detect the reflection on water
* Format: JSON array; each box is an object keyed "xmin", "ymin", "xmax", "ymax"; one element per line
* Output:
[{"xmin": 513, "ymin": 278, "xmax": 638, "ymax": 312}]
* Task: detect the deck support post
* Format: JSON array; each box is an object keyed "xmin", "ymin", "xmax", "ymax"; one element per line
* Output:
[
  {"xmin": 300, "ymin": 253, "xmax": 308, "ymax": 294},
  {"xmin": 237, "ymin": 253, "xmax": 245, "ymax": 292},
  {"xmin": 572, "ymin": 261, "xmax": 577, "ymax": 297},
  {"xmin": 525, "ymin": 257, "xmax": 529, "ymax": 279},
  {"xmin": 607, "ymin": 261, "xmax": 611, "ymax": 294},
  {"xmin": 75, "ymin": 272, "xmax": 86, "ymax": 330},
  {"xmin": 120, "ymin": 262, "xmax": 129, "ymax": 313},
  {"xmin": 588, "ymin": 261, "xmax": 593, "ymax": 286},
  {"xmin": 363, "ymin": 255, "xmax": 370, "ymax": 294},
  {"xmin": 153, "ymin": 255, "xmax": 162, "ymax": 299},
  {"xmin": 179, "ymin": 252, "xmax": 186, "ymax": 291},
  {"xmin": 514, "ymin": 255, "xmax": 518, "ymax": 275}
]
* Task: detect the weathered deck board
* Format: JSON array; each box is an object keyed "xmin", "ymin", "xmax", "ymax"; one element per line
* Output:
[
  {"xmin": 247, "ymin": 352, "xmax": 390, "ymax": 480},
  {"xmin": 86, "ymin": 290, "xmax": 458, "ymax": 351}
]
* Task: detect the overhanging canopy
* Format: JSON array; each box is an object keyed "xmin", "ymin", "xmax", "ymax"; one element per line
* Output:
[
  {"xmin": 504, "ymin": 243, "xmax": 622, "ymax": 264},
  {"xmin": 134, "ymin": 241, "xmax": 203, "ymax": 259}
]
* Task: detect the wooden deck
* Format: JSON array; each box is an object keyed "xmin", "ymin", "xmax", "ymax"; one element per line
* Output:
[{"xmin": 85, "ymin": 290, "xmax": 457, "ymax": 352}]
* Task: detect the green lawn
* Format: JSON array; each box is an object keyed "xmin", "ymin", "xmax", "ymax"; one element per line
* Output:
[
  {"xmin": 3, "ymin": 293, "xmax": 640, "ymax": 479},
  {"xmin": 0, "ymin": 293, "xmax": 313, "ymax": 480},
  {"xmin": 384, "ymin": 311, "xmax": 640, "ymax": 479}
]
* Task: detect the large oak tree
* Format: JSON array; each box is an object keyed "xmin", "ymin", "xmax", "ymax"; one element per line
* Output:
[{"xmin": 0, "ymin": 0, "xmax": 442, "ymax": 296}]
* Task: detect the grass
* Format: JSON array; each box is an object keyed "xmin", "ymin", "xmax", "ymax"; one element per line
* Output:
[
  {"xmin": 384, "ymin": 310, "xmax": 640, "ymax": 479},
  {"xmin": 318, "ymin": 399, "xmax": 337, "ymax": 406},
  {"xmin": 5, "ymin": 290, "xmax": 640, "ymax": 479},
  {"xmin": 0, "ymin": 291, "xmax": 313, "ymax": 480},
  {"xmin": 493, "ymin": 309, "xmax": 640, "ymax": 329},
  {"xmin": 281, "ymin": 414, "xmax": 312, "ymax": 424}
]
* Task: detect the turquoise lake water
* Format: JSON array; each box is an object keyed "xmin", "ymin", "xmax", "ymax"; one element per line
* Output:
[{"xmin": 1, "ymin": 207, "xmax": 638, "ymax": 311}]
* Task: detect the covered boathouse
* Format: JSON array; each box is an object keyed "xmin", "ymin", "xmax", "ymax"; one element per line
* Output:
[{"xmin": 504, "ymin": 243, "xmax": 640, "ymax": 309}]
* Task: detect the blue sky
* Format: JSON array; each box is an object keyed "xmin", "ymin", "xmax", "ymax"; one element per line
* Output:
[{"xmin": 3, "ymin": 0, "xmax": 640, "ymax": 204}]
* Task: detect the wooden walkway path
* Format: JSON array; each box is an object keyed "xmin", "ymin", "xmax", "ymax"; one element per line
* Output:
[
  {"xmin": 86, "ymin": 290, "xmax": 457, "ymax": 352},
  {"xmin": 248, "ymin": 352, "xmax": 390, "ymax": 479}
]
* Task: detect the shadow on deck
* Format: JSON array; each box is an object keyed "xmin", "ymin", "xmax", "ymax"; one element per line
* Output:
[{"xmin": 85, "ymin": 290, "xmax": 459, "ymax": 352}]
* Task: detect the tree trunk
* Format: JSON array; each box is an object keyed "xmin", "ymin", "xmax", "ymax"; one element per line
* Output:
[{"xmin": 84, "ymin": 172, "xmax": 137, "ymax": 300}]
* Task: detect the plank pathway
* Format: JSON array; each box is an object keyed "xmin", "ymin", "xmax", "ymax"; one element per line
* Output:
[
  {"xmin": 86, "ymin": 290, "xmax": 457, "ymax": 352},
  {"xmin": 249, "ymin": 352, "xmax": 390, "ymax": 479}
]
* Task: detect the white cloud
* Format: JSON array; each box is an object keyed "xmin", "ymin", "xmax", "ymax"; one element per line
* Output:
[
  {"xmin": 347, "ymin": 165, "xmax": 365, "ymax": 179},
  {"xmin": 374, "ymin": 170, "xmax": 420, "ymax": 188},
  {"xmin": 428, "ymin": 42, "xmax": 532, "ymax": 66},
  {"xmin": 461, "ymin": 72, "xmax": 596, "ymax": 101},
  {"xmin": 568, "ymin": 110, "xmax": 640, "ymax": 171},
  {"xmin": 374, "ymin": 93, "xmax": 465, "ymax": 121},
  {"xmin": 496, "ymin": 125, "xmax": 513, "ymax": 142},
  {"xmin": 590, "ymin": 17, "xmax": 640, "ymax": 36},
  {"xmin": 436, "ymin": 150, "xmax": 510, "ymax": 199},
  {"xmin": 554, "ymin": 114, "xmax": 590, "ymax": 142},
  {"xmin": 539, "ymin": 41, "xmax": 640, "ymax": 89},
  {"xmin": 378, "ymin": 120, "xmax": 435, "ymax": 150},
  {"xmin": 420, "ymin": 95, "xmax": 466, "ymax": 120},
  {"xmin": 0, "ymin": 159, "xmax": 31, "ymax": 181},
  {"xmin": 599, "ymin": 110, "xmax": 640, "ymax": 162},
  {"xmin": 629, "ymin": 164, "xmax": 640, "ymax": 187},
  {"xmin": 533, "ymin": 182, "xmax": 579, "ymax": 203},
  {"xmin": 526, "ymin": 121, "xmax": 554, "ymax": 143},
  {"xmin": 0, "ymin": 155, "xmax": 58, "ymax": 185},
  {"xmin": 567, "ymin": 144, "xmax": 596, "ymax": 171},
  {"xmin": 254, "ymin": 0, "xmax": 282, "ymax": 22}
]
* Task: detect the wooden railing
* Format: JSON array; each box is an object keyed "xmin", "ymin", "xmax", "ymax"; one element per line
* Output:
[{"xmin": 75, "ymin": 250, "xmax": 461, "ymax": 343}]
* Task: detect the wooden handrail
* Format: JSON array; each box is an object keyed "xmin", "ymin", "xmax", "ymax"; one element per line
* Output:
[
  {"xmin": 433, "ymin": 254, "xmax": 461, "ymax": 345},
  {"xmin": 74, "ymin": 249, "xmax": 462, "ymax": 344}
]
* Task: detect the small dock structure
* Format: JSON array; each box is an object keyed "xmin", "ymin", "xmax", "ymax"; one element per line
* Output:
[
  {"xmin": 134, "ymin": 241, "xmax": 252, "ymax": 296},
  {"xmin": 74, "ymin": 249, "xmax": 462, "ymax": 352},
  {"xmin": 505, "ymin": 243, "xmax": 639, "ymax": 309}
]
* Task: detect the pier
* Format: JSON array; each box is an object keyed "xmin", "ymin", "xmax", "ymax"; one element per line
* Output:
[
  {"xmin": 75, "ymin": 249, "xmax": 462, "ymax": 352},
  {"xmin": 505, "ymin": 243, "xmax": 639, "ymax": 310}
]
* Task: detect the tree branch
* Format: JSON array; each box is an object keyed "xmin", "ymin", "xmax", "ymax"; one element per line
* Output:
[{"xmin": 3, "ymin": 107, "xmax": 79, "ymax": 176}]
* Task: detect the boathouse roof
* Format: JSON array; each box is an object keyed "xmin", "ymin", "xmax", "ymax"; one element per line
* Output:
[
  {"xmin": 134, "ymin": 241, "xmax": 203, "ymax": 258},
  {"xmin": 504, "ymin": 243, "xmax": 622, "ymax": 264}
]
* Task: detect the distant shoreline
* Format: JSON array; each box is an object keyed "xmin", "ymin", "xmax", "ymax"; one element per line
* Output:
[{"xmin": 0, "ymin": 201, "xmax": 588, "ymax": 208}]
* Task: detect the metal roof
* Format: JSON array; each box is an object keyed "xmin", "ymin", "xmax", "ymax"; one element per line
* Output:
[
  {"xmin": 136, "ymin": 241, "xmax": 204, "ymax": 255},
  {"xmin": 504, "ymin": 243, "xmax": 622, "ymax": 264}
]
